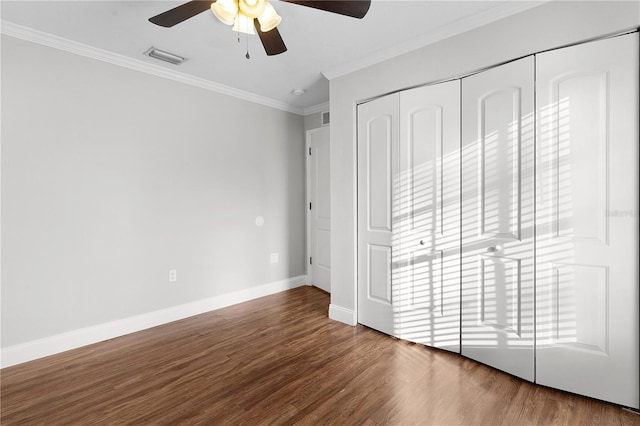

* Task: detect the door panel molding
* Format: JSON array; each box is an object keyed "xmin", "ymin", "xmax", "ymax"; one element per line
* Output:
[
  {"xmin": 548, "ymin": 71, "xmax": 610, "ymax": 245},
  {"xmin": 479, "ymin": 255, "xmax": 522, "ymax": 336},
  {"xmin": 479, "ymin": 87, "xmax": 522, "ymax": 241},
  {"xmin": 367, "ymin": 244, "xmax": 392, "ymax": 304},
  {"xmin": 367, "ymin": 115, "xmax": 394, "ymax": 233}
]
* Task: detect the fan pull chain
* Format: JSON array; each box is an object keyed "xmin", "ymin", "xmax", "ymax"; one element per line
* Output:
[
  {"xmin": 246, "ymin": 33, "xmax": 250, "ymax": 60},
  {"xmin": 234, "ymin": 19, "xmax": 250, "ymax": 60}
]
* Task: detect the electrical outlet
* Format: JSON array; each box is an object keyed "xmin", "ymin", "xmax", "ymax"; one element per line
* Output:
[
  {"xmin": 270, "ymin": 253, "xmax": 279, "ymax": 264},
  {"xmin": 168, "ymin": 269, "xmax": 177, "ymax": 283}
]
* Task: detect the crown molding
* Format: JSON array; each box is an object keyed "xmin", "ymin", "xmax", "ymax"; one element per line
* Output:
[
  {"xmin": 322, "ymin": 1, "xmax": 548, "ymax": 80},
  {"xmin": 0, "ymin": 20, "xmax": 305, "ymax": 116},
  {"xmin": 302, "ymin": 101, "xmax": 329, "ymax": 116}
]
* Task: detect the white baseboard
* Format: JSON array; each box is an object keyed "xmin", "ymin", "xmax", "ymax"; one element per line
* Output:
[
  {"xmin": 1, "ymin": 275, "xmax": 308, "ymax": 368},
  {"xmin": 328, "ymin": 303, "xmax": 357, "ymax": 326}
]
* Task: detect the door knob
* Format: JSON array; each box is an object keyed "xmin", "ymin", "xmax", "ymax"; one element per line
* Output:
[
  {"xmin": 486, "ymin": 245, "xmax": 502, "ymax": 253},
  {"xmin": 419, "ymin": 240, "xmax": 425, "ymax": 245}
]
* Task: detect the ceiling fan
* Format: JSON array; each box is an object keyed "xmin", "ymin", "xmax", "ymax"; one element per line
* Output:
[{"xmin": 148, "ymin": 0, "xmax": 371, "ymax": 56}]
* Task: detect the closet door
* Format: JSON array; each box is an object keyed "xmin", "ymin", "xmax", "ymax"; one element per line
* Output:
[
  {"xmin": 396, "ymin": 81, "xmax": 461, "ymax": 352},
  {"xmin": 357, "ymin": 93, "xmax": 399, "ymax": 336},
  {"xmin": 461, "ymin": 57, "xmax": 535, "ymax": 381},
  {"xmin": 536, "ymin": 33, "xmax": 639, "ymax": 409}
]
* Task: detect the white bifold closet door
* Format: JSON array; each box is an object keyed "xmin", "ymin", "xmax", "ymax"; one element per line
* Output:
[
  {"xmin": 357, "ymin": 93, "xmax": 399, "ymax": 336},
  {"xmin": 461, "ymin": 57, "xmax": 535, "ymax": 381},
  {"xmin": 357, "ymin": 81, "xmax": 461, "ymax": 349},
  {"xmin": 535, "ymin": 33, "xmax": 639, "ymax": 409},
  {"xmin": 395, "ymin": 81, "xmax": 461, "ymax": 352}
]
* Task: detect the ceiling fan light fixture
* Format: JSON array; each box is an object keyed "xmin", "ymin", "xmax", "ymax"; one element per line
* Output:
[
  {"xmin": 232, "ymin": 14, "xmax": 256, "ymax": 34},
  {"xmin": 258, "ymin": 2, "xmax": 281, "ymax": 32},
  {"xmin": 149, "ymin": 0, "xmax": 371, "ymax": 56},
  {"xmin": 211, "ymin": 0, "xmax": 238, "ymax": 25},
  {"xmin": 239, "ymin": 0, "xmax": 266, "ymax": 19}
]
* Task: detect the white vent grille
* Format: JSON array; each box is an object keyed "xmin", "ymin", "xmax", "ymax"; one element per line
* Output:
[
  {"xmin": 144, "ymin": 47, "xmax": 186, "ymax": 65},
  {"xmin": 321, "ymin": 111, "xmax": 330, "ymax": 126}
]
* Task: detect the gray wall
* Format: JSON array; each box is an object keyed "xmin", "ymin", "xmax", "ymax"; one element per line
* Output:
[
  {"xmin": 328, "ymin": 1, "xmax": 640, "ymax": 320},
  {"xmin": 1, "ymin": 35, "xmax": 305, "ymax": 347}
]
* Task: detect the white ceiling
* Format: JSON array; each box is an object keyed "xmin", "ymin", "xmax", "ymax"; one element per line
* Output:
[{"xmin": 1, "ymin": 0, "xmax": 545, "ymax": 114}]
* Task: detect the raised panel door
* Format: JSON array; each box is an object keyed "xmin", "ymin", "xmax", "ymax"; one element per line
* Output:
[
  {"xmin": 536, "ymin": 33, "xmax": 639, "ymax": 409},
  {"xmin": 357, "ymin": 93, "xmax": 399, "ymax": 335},
  {"xmin": 308, "ymin": 126, "xmax": 331, "ymax": 293},
  {"xmin": 396, "ymin": 80, "xmax": 461, "ymax": 352},
  {"xmin": 461, "ymin": 57, "xmax": 535, "ymax": 381}
]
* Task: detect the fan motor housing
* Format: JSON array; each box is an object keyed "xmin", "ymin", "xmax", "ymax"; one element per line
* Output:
[{"xmin": 239, "ymin": 0, "xmax": 266, "ymax": 18}]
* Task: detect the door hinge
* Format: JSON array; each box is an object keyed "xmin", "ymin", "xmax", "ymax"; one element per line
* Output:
[
  {"xmin": 309, "ymin": 147, "xmax": 312, "ymax": 155},
  {"xmin": 310, "ymin": 257, "xmax": 313, "ymax": 265},
  {"xmin": 309, "ymin": 202, "xmax": 312, "ymax": 210}
]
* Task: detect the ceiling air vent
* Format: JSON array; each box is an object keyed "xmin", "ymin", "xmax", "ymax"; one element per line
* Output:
[
  {"xmin": 321, "ymin": 111, "xmax": 330, "ymax": 126},
  {"xmin": 144, "ymin": 47, "xmax": 186, "ymax": 65}
]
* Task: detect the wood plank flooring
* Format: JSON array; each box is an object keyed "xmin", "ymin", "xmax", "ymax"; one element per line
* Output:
[{"xmin": 1, "ymin": 286, "xmax": 638, "ymax": 425}]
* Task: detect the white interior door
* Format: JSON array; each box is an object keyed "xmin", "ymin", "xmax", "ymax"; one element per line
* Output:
[
  {"xmin": 307, "ymin": 127, "xmax": 331, "ymax": 293},
  {"xmin": 535, "ymin": 33, "xmax": 639, "ymax": 409},
  {"xmin": 461, "ymin": 57, "xmax": 535, "ymax": 381},
  {"xmin": 396, "ymin": 80, "xmax": 461, "ymax": 352},
  {"xmin": 357, "ymin": 93, "xmax": 399, "ymax": 336}
]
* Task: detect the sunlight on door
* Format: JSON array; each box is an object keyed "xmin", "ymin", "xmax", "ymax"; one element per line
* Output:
[{"xmin": 391, "ymin": 82, "xmax": 461, "ymax": 352}]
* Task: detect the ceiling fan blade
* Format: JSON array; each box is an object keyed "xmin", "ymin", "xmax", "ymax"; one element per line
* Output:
[
  {"xmin": 254, "ymin": 21, "xmax": 287, "ymax": 56},
  {"xmin": 281, "ymin": 0, "xmax": 370, "ymax": 19},
  {"xmin": 149, "ymin": 1, "xmax": 214, "ymax": 28}
]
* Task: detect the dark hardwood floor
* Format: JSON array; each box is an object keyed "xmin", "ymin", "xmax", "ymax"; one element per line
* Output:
[{"xmin": 1, "ymin": 286, "xmax": 638, "ymax": 425}]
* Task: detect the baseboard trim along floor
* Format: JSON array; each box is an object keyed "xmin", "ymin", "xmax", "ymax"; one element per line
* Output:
[{"xmin": 1, "ymin": 275, "xmax": 307, "ymax": 368}]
